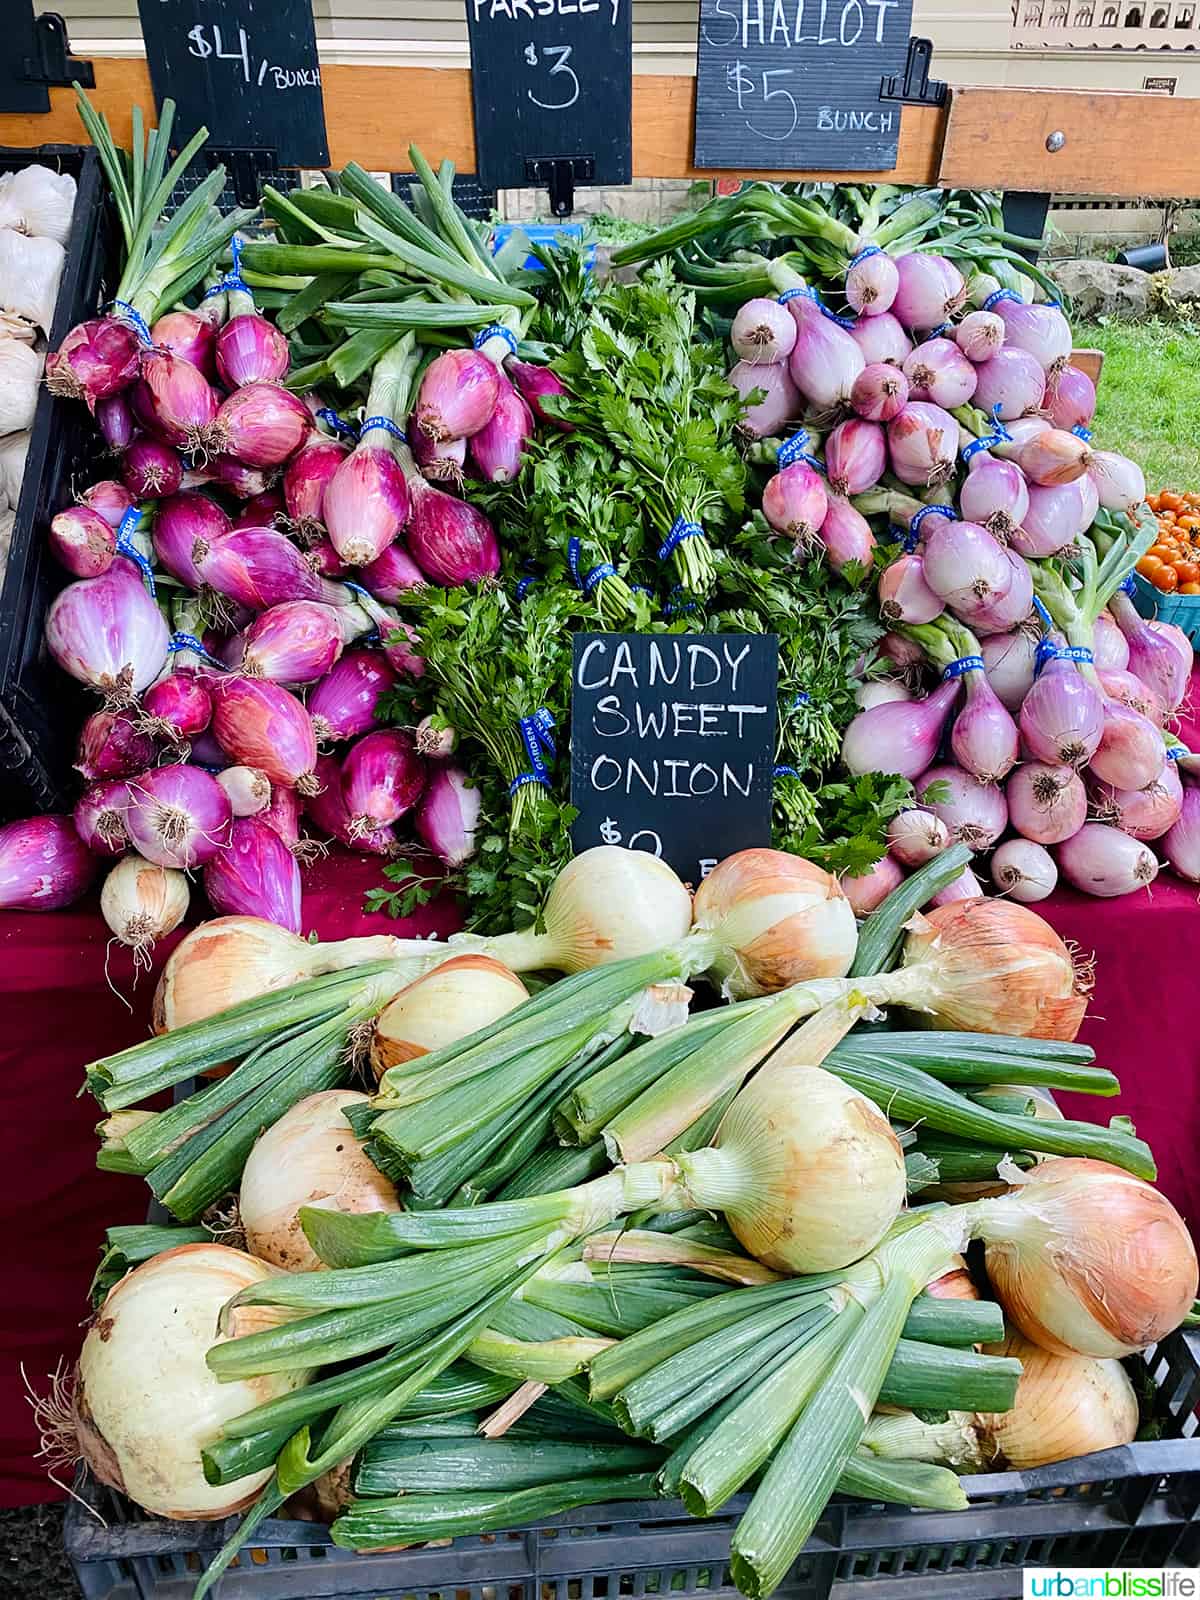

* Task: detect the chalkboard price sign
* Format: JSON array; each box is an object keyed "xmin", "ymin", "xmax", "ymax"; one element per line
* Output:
[
  {"xmin": 693, "ymin": 0, "xmax": 915, "ymax": 172},
  {"xmin": 464, "ymin": 0, "xmax": 632, "ymax": 193},
  {"xmin": 137, "ymin": 0, "xmax": 328, "ymax": 170},
  {"xmin": 570, "ymin": 632, "xmax": 779, "ymax": 887}
]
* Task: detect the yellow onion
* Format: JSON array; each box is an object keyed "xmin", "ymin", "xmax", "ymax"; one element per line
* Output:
[
  {"xmin": 74, "ymin": 1244, "xmax": 307, "ymax": 1519},
  {"xmin": 239, "ymin": 1091, "xmax": 401, "ymax": 1271},
  {"xmin": 979, "ymin": 1328, "xmax": 1138, "ymax": 1468},
  {"xmin": 688, "ymin": 849, "xmax": 858, "ymax": 999},
  {"xmin": 100, "ymin": 857, "xmax": 190, "ymax": 970},
  {"xmin": 675, "ymin": 1062, "xmax": 905, "ymax": 1272},
  {"xmin": 975, "ymin": 1158, "xmax": 1198, "ymax": 1357},
  {"xmin": 369, "ymin": 953, "xmax": 528, "ymax": 1079},
  {"xmin": 924, "ymin": 1258, "xmax": 980, "ymax": 1301},
  {"xmin": 896, "ymin": 898, "xmax": 1089, "ymax": 1041}
]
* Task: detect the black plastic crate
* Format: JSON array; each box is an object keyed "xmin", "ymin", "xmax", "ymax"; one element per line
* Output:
[
  {"xmin": 64, "ymin": 1328, "xmax": 1200, "ymax": 1600},
  {"xmin": 0, "ymin": 142, "xmax": 115, "ymax": 819}
]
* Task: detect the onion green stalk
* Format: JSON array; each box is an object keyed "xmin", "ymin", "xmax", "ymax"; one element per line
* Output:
[
  {"xmin": 352, "ymin": 1436, "xmax": 663, "ymax": 1496},
  {"xmin": 829, "ymin": 1031, "xmax": 1114, "ymax": 1094},
  {"xmin": 89, "ymin": 1223, "xmax": 208, "ymax": 1304}
]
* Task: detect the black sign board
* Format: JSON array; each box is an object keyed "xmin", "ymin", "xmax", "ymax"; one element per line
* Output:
[
  {"xmin": 463, "ymin": 0, "xmax": 632, "ymax": 193},
  {"xmin": 693, "ymin": 0, "xmax": 915, "ymax": 172},
  {"xmin": 570, "ymin": 632, "xmax": 778, "ymax": 887},
  {"xmin": 136, "ymin": 0, "xmax": 328, "ymax": 171}
]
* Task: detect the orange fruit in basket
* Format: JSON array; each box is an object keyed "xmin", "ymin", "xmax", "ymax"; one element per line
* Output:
[{"xmin": 1157, "ymin": 566, "xmax": 1180, "ymax": 593}]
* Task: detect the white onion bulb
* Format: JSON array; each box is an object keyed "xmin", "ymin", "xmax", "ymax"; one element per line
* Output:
[
  {"xmin": 100, "ymin": 856, "xmax": 190, "ymax": 969},
  {"xmin": 980, "ymin": 1328, "xmax": 1138, "ymax": 1468},
  {"xmin": 370, "ymin": 953, "xmax": 529, "ymax": 1078}
]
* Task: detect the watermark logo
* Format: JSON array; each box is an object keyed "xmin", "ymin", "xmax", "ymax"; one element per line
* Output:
[{"xmin": 1025, "ymin": 1573, "xmax": 1200, "ymax": 1598}]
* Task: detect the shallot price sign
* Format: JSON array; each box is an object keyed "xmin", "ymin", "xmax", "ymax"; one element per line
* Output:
[{"xmin": 569, "ymin": 631, "xmax": 778, "ymax": 886}]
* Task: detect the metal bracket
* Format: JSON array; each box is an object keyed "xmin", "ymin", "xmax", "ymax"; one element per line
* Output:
[
  {"xmin": 208, "ymin": 147, "xmax": 278, "ymax": 208},
  {"xmin": 22, "ymin": 11, "xmax": 94, "ymax": 89},
  {"xmin": 524, "ymin": 156, "xmax": 595, "ymax": 219},
  {"xmin": 1, "ymin": 8, "xmax": 93, "ymax": 112},
  {"xmin": 879, "ymin": 37, "xmax": 946, "ymax": 109}
]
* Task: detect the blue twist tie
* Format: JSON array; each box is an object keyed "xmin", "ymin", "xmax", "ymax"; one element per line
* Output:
[
  {"xmin": 202, "ymin": 281, "xmax": 227, "ymax": 300},
  {"xmin": 168, "ymin": 631, "xmax": 226, "ymax": 669},
  {"xmin": 1167, "ymin": 746, "xmax": 1185, "ymax": 761},
  {"xmin": 777, "ymin": 287, "xmax": 809, "ymax": 305},
  {"xmin": 1071, "ymin": 424, "xmax": 1094, "ymax": 442},
  {"xmin": 983, "ymin": 289, "xmax": 1021, "ymax": 311},
  {"xmin": 1119, "ymin": 574, "xmax": 1137, "ymax": 597},
  {"xmin": 988, "ymin": 405, "xmax": 1013, "ymax": 442},
  {"xmin": 114, "ymin": 508, "xmax": 156, "ymax": 594},
  {"xmin": 223, "ymin": 234, "xmax": 248, "ymax": 292},
  {"xmin": 474, "ymin": 324, "xmax": 518, "ymax": 354},
  {"xmin": 1045, "ymin": 299, "xmax": 1063, "ymax": 310},
  {"xmin": 583, "ymin": 562, "xmax": 617, "ymax": 595},
  {"xmin": 1031, "ymin": 594, "xmax": 1054, "ymax": 630},
  {"xmin": 960, "ymin": 436, "xmax": 995, "ymax": 463},
  {"xmin": 510, "ymin": 773, "xmax": 548, "ymax": 795},
  {"xmin": 773, "ymin": 765, "xmax": 800, "ymax": 779},
  {"xmin": 815, "ymin": 296, "xmax": 856, "ymax": 330},
  {"xmin": 1061, "ymin": 645, "xmax": 1094, "ymax": 664},
  {"xmin": 342, "ymin": 580, "xmax": 371, "ymax": 602},
  {"xmin": 1034, "ymin": 635, "xmax": 1059, "ymax": 673},
  {"xmin": 658, "ymin": 518, "xmax": 705, "ymax": 562},
  {"xmin": 775, "ymin": 429, "xmax": 825, "ymax": 474},
  {"xmin": 111, "ymin": 300, "xmax": 153, "ymax": 346},
  {"xmin": 929, "ymin": 322, "xmax": 952, "ymax": 339},
  {"xmin": 567, "ymin": 537, "xmax": 583, "ymax": 588},
  {"xmin": 849, "ymin": 246, "xmax": 883, "ymax": 268},
  {"xmin": 663, "ymin": 585, "xmax": 697, "ymax": 616},
  {"xmin": 943, "ymin": 654, "xmax": 985, "ymax": 680},
  {"xmin": 791, "ymin": 691, "xmax": 811, "ymax": 708},
  {"xmin": 361, "ymin": 415, "xmax": 407, "ymax": 444},
  {"xmin": 316, "ymin": 407, "xmax": 360, "ymax": 441},
  {"xmin": 909, "ymin": 504, "xmax": 956, "ymax": 540},
  {"xmin": 902, "ymin": 525, "xmax": 921, "ymax": 554},
  {"xmin": 515, "ymin": 574, "xmax": 539, "ymax": 601},
  {"xmin": 509, "ymin": 708, "xmax": 556, "ymax": 793},
  {"xmin": 629, "ymin": 583, "xmax": 655, "ymax": 596}
]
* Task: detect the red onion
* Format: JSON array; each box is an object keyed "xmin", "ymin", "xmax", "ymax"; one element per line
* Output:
[
  {"xmin": 818, "ymin": 496, "xmax": 875, "ymax": 572},
  {"xmin": 1009, "ymin": 475, "xmax": 1099, "ymax": 560},
  {"xmin": 210, "ymin": 382, "xmax": 311, "ymax": 468},
  {"xmin": 970, "ymin": 348, "xmax": 1047, "ymax": 423},
  {"xmin": 878, "ymin": 554, "xmax": 943, "ymax": 626},
  {"xmin": 152, "ymin": 491, "xmax": 231, "ymax": 589},
  {"xmin": 200, "ymin": 527, "xmax": 349, "ymax": 611},
  {"xmin": 951, "ymin": 664, "xmax": 1019, "ymax": 783},
  {"xmin": 140, "ymin": 671, "xmax": 213, "ymax": 743},
  {"xmin": 411, "ymin": 425, "xmax": 468, "ymax": 487},
  {"xmin": 928, "ymin": 863, "xmax": 984, "ymax": 906},
  {"xmin": 1094, "ymin": 760, "xmax": 1182, "ymax": 841},
  {"xmin": 848, "ymin": 312, "xmax": 912, "ymax": 367},
  {"xmin": 283, "ymin": 434, "xmax": 349, "ymax": 535},
  {"xmin": 980, "ymin": 630, "xmax": 1038, "ymax": 714},
  {"xmin": 325, "ymin": 434, "xmax": 411, "ymax": 568},
  {"xmin": 1110, "ymin": 591, "xmax": 1189, "ymax": 712},
  {"xmin": 958, "ymin": 547, "xmax": 1033, "ymax": 638},
  {"xmin": 1163, "ymin": 778, "xmax": 1200, "ymax": 882},
  {"xmin": 837, "ymin": 854, "xmax": 904, "ymax": 917},
  {"xmin": 845, "ymin": 249, "xmax": 899, "ymax": 318},
  {"xmin": 506, "ymin": 357, "xmax": 574, "ymax": 431},
  {"xmin": 341, "ymin": 730, "xmax": 426, "ymax": 839},
  {"xmin": 260, "ymin": 781, "xmax": 303, "ymax": 851},
  {"xmin": 194, "ymin": 456, "xmax": 275, "ymax": 499},
  {"xmin": 211, "ymin": 677, "xmax": 321, "ymax": 793},
  {"xmin": 75, "ymin": 708, "xmax": 155, "ymax": 781},
  {"xmin": 305, "ymin": 752, "xmax": 392, "ymax": 855},
  {"xmin": 730, "ymin": 297, "xmax": 797, "ymax": 363},
  {"xmin": 886, "ymin": 401, "xmax": 958, "ymax": 488},
  {"xmin": 0, "ymin": 814, "xmax": 98, "ymax": 909},
  {"xmin": 203, "ymin": 816, "xmax": 302, "ymax": 932},
  {"xmin": 1090, "ymin": 698, "xmax": 1166, "ymax": 791},
  {"xmin": 50, "ymin": 505, "xmax": 116, "ymax": 578},
  {"xmin": 1098, "ymin": 667, "xmax": 1166, "ymax": 726},
  {"xmin": 1044, "ymin": 365, "xmax": 1096, "ymax": 432},
  {"xmin": 890, "ymin": 254, "xmax": 966, "ymax": 331},
  {"xmin": 45, "ymin": 317, "xmax": 140, "ymax": 409},
  {"xmin": 785, "ymin": 293, "xmax": 865, "ymax": 413},
  {"xmin": 74, "ymin": 779, "xmax": 133, "ymax": 857},
  {"xmin": 850, "ymin": 363, "xmax": 909, "ymax": 423},
  {"xmin": 922, "ymin": 519, "xmax": 1011, "ymax": 613},
  {"xmin": 415, "ymin": 763, "xmax": 480, "ymax": 867},
  {"xmin": 121, "ymin": 438, "xmax": 183, "ymax": 500},
  {"xmin": 308, "ymin": 649, "xmax": 398, "ymax": 744},
  {"xmin": 46, "ymin": 561, "xmax": 169, "ymax": 703},
  {"xmin": 1089, "ymin": 450, "xmax": 1146, "ymax": 516},
  {"xmin": 416, "ymin": 349, "xmax": 501, "ymax": 442},
  {"xmin": 841, "ymin": 678, "xmax": 959, "ymax": 780},
  {"xmin": 916, "ymin": 762, "xmax": 1008, "ymax": 850},
  {"xmin": 887, "ymin": 808, "xmax": 950, "ymax": 866},
  {"xmin": 405, "ymin": 478, "xmax": 500, "ymax": 585},
  {"xmin": 125, "ymin": 764, "xmax": 232, "ymax": 869},
  {"xmin": 217, "ymin": 765, "xmax": 271, "ymax": 817},
  {"xmin": 96, "ymin": 391, "xmax": 136, "ymax": 454},
  {"xmin": 1016, "ymin": 429, "xmax": 1091, "ymax": 489},
  {"xmin": 762, "ymin": 462, "xmax": 828, "ymax": 552},
  {"xmin": 470, "ymin": 377, "xmax": 533, "ymax": 483},
  {"xmin": 216, "ymin": 308, "xmax": 289, "ymax": 389},
  {"xmin": 1018, "ymin": 656, "xmax": 1105, "ymax": 768},
  {"xmin": 954, "ymin": 311, "xmax": 1004, "ymax": 364},
  {"xmin": 241, "ymin": 601, "xmax": 349, "ymax": 685},
  {"xmin": 1007, "ymin": 761, "xmax": 1087, "ymax": 845},
  {"xmin": 379, "ymin": 617, "xmax": 425, "ymax": 680},
  {"xmin": 138, "ymin": 349, "xmax": 220, "ymax": 454},
  {"xmin": 959, "ymin": 455, "xmax": 1030, "ymax": 543},
  {"xmin": 991, "ymin": 839, "xmax": 1057, "ymax": 903},
  {"xmin": 902, "ymin": 338, "xmax": 977, "ymax": 410},
  {"xmin": 1148, "ymin": 620, "xmax": 1194, "ymax": 681},
  {"xmin": 824, "ymin": 418, "xmax": 886, "ymax": 497},
  {"xmin": 361, "ymin": 542, "xmax": 423, "ymax": 603},
  {"xmin": 1057, "ymin": 822, "xmax": 1158, "ymax": 897},
  {"xmin": 81, "ymin": 480, "xmax": 135, "ymax": 529},
  {"xmin": 188, "ymin": 727, "xmax": 230, "ymax": 769},
  {"xmin": 878, "ymin": 631, "xmax": 925, "ymax": 670},
  {"xmin": 308, "ymin": 537, "xmax": 346, "ymax": 578},
  {"xmin": 151, "ymin": 308, "xmax": 218, "ymax": 379},
  {"xmin": 728, "ymin": 358, "xmax": 800, "ymax": 440},
  {"xmin": 128, "ymin": 377, "xmax": 166, "ymax": 442},
  {"xmin": 995, "ymin": 297, "xmax": 1072, "ymax": 377},
  {"xmin": 993, "ymin": 416, "xmax": 1051, "ymax": 463}
]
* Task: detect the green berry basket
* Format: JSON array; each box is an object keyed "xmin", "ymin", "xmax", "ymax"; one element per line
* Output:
[{"xmin": 1131, "ymin": 570, "xmax": 1200, "ymax": 647}]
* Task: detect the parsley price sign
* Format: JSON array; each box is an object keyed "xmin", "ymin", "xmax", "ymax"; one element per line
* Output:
[
  {"xmin": 570, "ymin": 632, "xmax": 779, "ymax": 887},
  {"xmin": 693, "ymin": 0, "xmax": 915, "ymax": 171}
]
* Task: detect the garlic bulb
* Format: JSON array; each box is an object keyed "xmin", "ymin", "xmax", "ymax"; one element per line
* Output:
[
  {"xmin": 0, "ymin": 338, "xmax": 42, "ymax": 435},
  {"xmin": 0, "ymin": 164, "xmax": 77, "ymax": 246},
  {"xmin": 0, "ymin": 430, "xmax": 28, "ymax": 511},
  {"xmin": 0, "ymin": 227, "xmax": 65, "ymax": 331}
]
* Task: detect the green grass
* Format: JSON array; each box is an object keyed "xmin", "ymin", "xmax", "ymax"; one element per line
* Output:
[{"xmin": 1083, "ymin": 319, "xmax": 1200, "ymax": 491}]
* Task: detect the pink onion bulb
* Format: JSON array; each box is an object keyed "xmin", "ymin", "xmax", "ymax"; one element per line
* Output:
[
  {"xmin": 730, "ymin": 297, "xmax": 797, "ymax": 363},
  {"xmin": 210, "ymin": 382, "xmax": 312, "ymax": 468},
  {"xmin": 46, "ymin": 561, "xmax": 169, "ymax": 703},
  {"xmin": 76, "ymin": 708, "xmax": 155, "ymax": 781},
  {"xmin": 1089, "ymin": 451, "xmax": 1146, "ymax": 517},
  {"xmin": 1092, "ymin": 611, "xmax": 1129, "ymax": 672},
  {"xmin": 922, "ymin": 519, "xmax": 1012, "ymax": 615},
  {"xmin": 841, "ymin": 678, "xmax": 960, "ymax": 781},
  {"xmin": 416, "ymin": 763, "xmax": 480, "ymax": 867},
  {"xmin": 1015, "ymin": 429, "xmax": 1091, "ymax": 489},
  {"xmin": 929, "ymin": 862, "xmax": 985, "ymax": 906},
  {"xmin": 406, "ymin": 478, "xmax": 500, "ymax": 585},
  {"xmin": 1089, "ymin": 699, "xmax": 1166, "ymax": 792},
  {"xmin": 360, "ymin": 542, "xmax": 423, "ymax": 604},
  {"xmin": 951, "ymin": 666, "xmax": 1019, "ymax": 784},
  {"xmin": 1098, "ymin": 667, "xmax": 1166, "ymax": 726},
  {"xmin": 845, "ymin": 249, "xmax": 900, "ymax": 318},
  {"xmin": 902, "ymin": 338, "xmax": 978, "ymax": 410},
  {"xmin": 152, "ymin": 491, "xmax": 232, "ymax": 589},
  {"xmin": 140, "ymin": 671, "xmax": 213, "ymax": 744},
  {"xmin": 216, "ymin": 308, "xmax": 290, "ymax": 389},
  {"xmin": 848, "ymin": 312, "xmax": 912, "ymax": 367},
  {"xmin": 824, "ymin": 418, "xmax": 886, "ymax": 497},
  {"xmin": 959, "ymin": 455, "xmax": 1030, "ymax": 544},
  {"xmin": 203, "ymin": 817, "xmax": 302, "ymax": 933},
  {"xmin": 211, "ymin": 677, "xmax": 321, "ymax": 793},
  {"xmin": 151, "ymin": 308, "xmax": 218, "ymax": 379},
  {"xmin": 74, "ymin": 779, "xmax": 133, "ymax": 857},
  {"xmin": 887, "ymin": 401, "xmax": 958, "ymax": 488},
  {"xmin": 50, "ymin": 505, "xmax": 116, "ymax": 578},
  {"xmin": 1057, "ymin": 823, "xmax": 1158, "ymax": 898},
  {"xmin": 762, "ymin": 461, "xmax": 829, "ymax": 552},
  {"xmin": 1010, "ymin": 477, "xmax": 1099, "ymax": 561},
  {"xmin": 81, "ymin": 480, "xmax": 136, "ymax": 529},
  {"xmin": 785, "ymin": 293, "xmax": 865, "ymax": 413},
  {"xmin": 341, "ymin": 730, "xmax": 426, "ymax": 839},
  {"xmin": 960, "ymin": 547, "xmax": 1033, "ymax": 638},
  {"xmin": 891, "ymin": 254, "xmax": 966, "ymax": 331},
  {"xmin": 1110, "ymin": 591, "xmax": 1189, "ymax": 712},
  {"xmin": 971, "ymin": 348, "xmax": 1047, "ymax": 423},
  {"xmin": 217, "ymin": 765, "xmax": 271, "ymax": 818},
  {"xmin": 1018, "ymin": 656, "xmax": 1105, "ymax": 769},
  {"xmin": 469, "ymin": 377, "xmax": 534, "ymax": 484},
  {"xmin": 415, "ymin": 349, "xmax": 501, "ymax": 442},
  {"xmin": 980, "ymin": 630, "xmax": 1038, "ymax": 714},
  {"xmin": 995, "ymin": 297, "xmax": 1072, "ymax": 377},
  {"xmin": 1148, "ymin": 620, "xmax": 1194, "ymax": 681},
  {"xmin": 1163, "ymin": 778, "xmax": 1200, "ymax": 882},
  {"xmin": 850, "ymin": 362, "xmax": 909, "ymax": 423},
  {"xmin": 856, "ymin": 680, "xmax": 912, "ymax": 710},
  {"xmin": 878, "ymin": 553, "xmax": 943, "ymax": 626},
  {"xmin": 954, "ymin": 311, "xmax": 1004, "ymax": 364},
  {"xmin": 818, "ymin": 496, "xmax": 875, "ymax": 572},
  {"xmin": 1006, "ymin": 761, "xmax": 1087, "ymax": 845},
  {"xmin": 887, "ymin": 808, "xmax": 950, "ymax": 866},
  {"xmin": 993, "ymin": 416, "xmax": 1052, "ymax": 463},
  {"xmin": 96, "ymin": 392, "xmax": 136, "ymax": 453},
  {"xmin": 124, "ymin": 764, "xmax": 233, "ymax": 869},
  {"xmin": 137, "ymin": 349, "xmax": 220, "ymax": 454},
  {"xmin": 45, "ymin": 316, "xmax": 140, "ymax": 408},
  {"xmin": 1044, "ymin": 366, "xmax": 1097, "ymax": 433},
  {"xmin": 728, "ymin": 359, "xmax": 800, "ymax": 440},
  {"xmin": 1093, "ymin": 759, "xmax": 1182, "ymax": 841},
  {"xmin": 324, "ymin": 436, "xmax": 411, "ymax": 568},
  {"xmin": 506, "ymin": 358, "xmax": 574, "ymax": 431},
  {"xmin": 283, "ymin": 434, "xmax": 350, "ymax": 536},
  {"xmin": 991, "ymin": 838, "xmax": 1057, "ymax": 903},
  {"xmin": 0, "ymin": 814, "xmax": 98, "ymax": 909},
  {"xmin": 916, "ymin": 762, "xmax": 1008, "ymax": 850},
  {"xmin": 240, "ymin": 601, "xmax": 349, "ymax": 686},
  {"xmin": 121, "ymin": 439, "xmax": 183, "ymax": 500},
  {"xmin": 411, "ymin": 426, "xmax": 468, "ymax": 487},
  {"xmin": 841, "ymin": 854, "xmax": 904, "ymax": 915}
]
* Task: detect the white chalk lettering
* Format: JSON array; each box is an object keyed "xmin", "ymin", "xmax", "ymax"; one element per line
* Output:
[
  {"xmin": 743, "ymin": 0, "xmax": 766, "ymax": 45},
  {"xmin": 728, "ymin": 704, "xmax": 770, "ymax": 737},
  {"xmin": 817, "ymin": 106, "xmax": 895, "ymax": 131},
  {"xmin": 609, "ymin": 640, "xmax": 638, "ymax": 688},
  {"xmin": 723, "ymin": 763, "xmax": 753, "ymax": 797},
  {"xmin": 686, "ymin": 643, "xmax": 722, "ymax": 690},
  {"xmin": 865, "ymin": 0, "xmax": 897, "ymax": 39},
  {"xmin": 703, "ymin": 0, "xmax": 742, "ymax": 46},
  {"xmin": 634, "ymin": 702, "xmax": 669, "ymax": 739},
  {"xmin": 576, "ymin": 639, "xmax": 609, "ymax": 690},
  {"xmin": 593, "ymin": 695, "xmax": 630, "ymax": 738},
  {"xmin": 671, "ymin": 704, "xmax": 698, "ymax": 736},
  {"xmin": 690, "ymin": 763, "xmax": 719, "ymax": 795},
  {"xmin": 648, "ymin": 640, "xmax": 682, "ymax": 687},
  {"xmin": 722, "ymin": 640, "xmax": 752, "ymax": 693},
  {"xmin": 590, "ymin": 755, "xmax": 623, "ymax": 792}
]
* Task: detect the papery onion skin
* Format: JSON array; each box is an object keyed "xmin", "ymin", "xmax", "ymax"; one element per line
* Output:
[
  {"xmin": 415, "ymin": 763, "xmax": 480, "ymax": 867},
  {"xmin": 902, "ymin": 337, "xmax": 977, "ymax": 410},
  {"xmin": 841, "ymin": 854, "xmax": 904, "ymax": 915},
  {"xmin": 100, "ymin": 856, "xmax": 189, "ymax": 953},
  {"xmin": 979, "ymin": 1328, "xmax": 1138, "ymax": 1468},
  {"xmin": 842, "ymin": 679, "xmax": 960, "ymax": 781},
  {"xmin": 203, "ymin": 816, "xmax": 303, "ymax": 933},
  {"xmin": 150, "ymin": 916, "xmax": 319, "ymax": 1033},
  {"xmin": 74, "ymin": 778, "xmax": 133, "ymax": 857},
  {"xmin": 1056, "ymin": 822, "xmax": 1159, "ymax": 898},
  {"xmin": 0, "ymin": 814, "xmax": 98, "ymax": 909},
  {"xmin": 955, "ymin": 311, "xmax": 1004, "ymax": 363},
  {"xmin": 1092, "ymin": 759, "xmax": 1182, "ymax": 842},
  {"xmin": 46, "ymin": 317, "xmax": 140, "ymax": 408},
  {"xmin": 152, "ymin": 491, "xmax": 232, "ymax": 590},
  {"xmin": 824, "ymin": 418, "xmax": 886, "ymax": 498},
  {"xmin": 210, "ymin": 677, "xmax": 320, "ymax": 793},
  {"xmin": 1165, "ymin": 779, "xmax": 1200, "ymax": 883},
  {"xmin": 370, "ymin": 955, "xmax": 529, "ymax": 1078},
  {"xmin": 1044, "ymin": 365, "xmax": 1097, "ymax": 433},
  {"xmin": 341, "ymin": 730, "xmax": 426, "ymax": 837},
  {"xmin": 125, "ymin": 764, "xmax": 233, "ymax": 870},
  {"xmin": 1098, "ymin": 667, "xmax": 1166, "ymax": 726},
  {"xmin": 977, "ymin": 1159, "xmax": 1198, "ymax": 1357},
  {"xmin": 1006, "ymin": 762, "xmax": 1087, "ymax": 846},
  {"xmin": 50, "ymin": 505, "xmax": 117, "ymax": 578},
  {"xmin": 240, "ymin": 1090, "xmax": 401, "ymax": 1271},
  {"xmin": 415, "ymin": 349, "xmax": 501, "ymax": 442},
  {"xmin": 887, "ymin": 808, "xmax": 950, "ymax": 866},
  {"xmin": 848, "ymin": 312, "xmax": 912, "ymax": 367},
  {"xmin": 308, "ymin": 650, "xmax": 398, "ymax": 745},
  {"xmin": 730, "ymin": 297, "xmax": 798, "ymax": 363},
  {"xmin": 1016, "ymin": 428, "xmax": 1091, "ymax": 490},
  {"xmin": 890, "ymin": 253, "xmax": 966, "ymax": 331},
  {"xmin": 1089, "ymin": 699, "xmax": 1166, "ymax": 792},
  {"xmin": 856, "ymin": 679, "xmax": 913, "ymax": 710},
  {"xmin": 46, "ymin": 562, "xmax": 169, "ymax": 702},
  {"xmin": 990, "ymin": 838, "xmax": 1058, "ymax": 903},
  {"xmin": 691, "ymin": 848, "xmax": 857, "ymax": 998},
  {"xmin": 211, "ymin": 382, "xmax": 312, "ymax": 468},
  {"xmin": 76, "ymin": 707, "xmax": 156, "ymax": 781},
  {"xmin": 886, "ymin": 401, "xmax": 958, "ymax": 488},
  {"xmin": 728, "ymin": 358, "xmax": 800, "ymax": 440},
  {"xmin": 1089, "ymin": 449, "xmax": 1146, "ymax": 516},
  {"xmin": 916, "ymin": 763, "xmax": 1008, "ymax": 851}
]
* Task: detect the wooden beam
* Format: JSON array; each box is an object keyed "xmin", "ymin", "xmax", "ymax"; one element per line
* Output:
[{"xmin": 1070, "ymin": 348, "xmax": 1104, "ymax": 387}]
